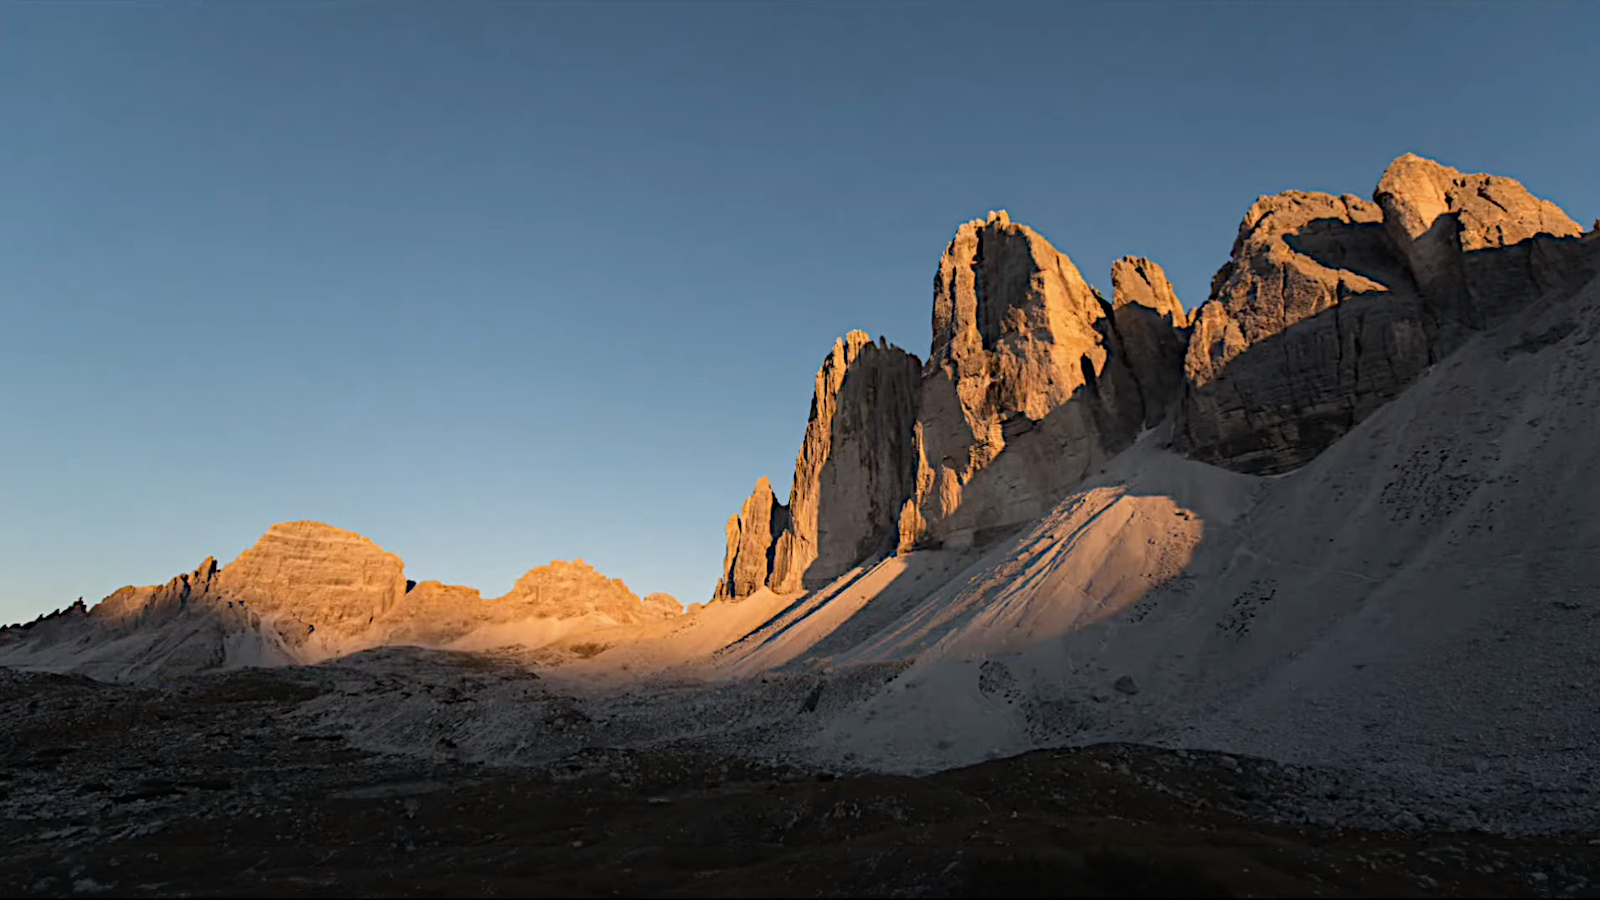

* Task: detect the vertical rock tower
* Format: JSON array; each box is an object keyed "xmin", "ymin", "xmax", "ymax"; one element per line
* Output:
[
  {"xmin": 715, "ymin": 212, "xmax": 1189, "ymax": 598},
  {"xmin": 900, "ymin": 211, "xmax": 1150, "ymax": 550},
  {"xmin": 716, "ymin": 332, "xmax": 921, "ymax": 598}
]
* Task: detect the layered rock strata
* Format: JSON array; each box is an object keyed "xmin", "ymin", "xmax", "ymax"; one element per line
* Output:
[
  {"xmin": 213, "ymin": 521, "xmax": 408, "ymax": 642},
  {"xmin": 1, "ymin": 521, "xmax": 682, "ymax": 674}
]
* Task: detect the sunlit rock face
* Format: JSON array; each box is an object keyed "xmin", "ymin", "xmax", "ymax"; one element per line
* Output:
[
  {"xmin": 713, "ymin": 477, "xmax": 788, "ymax": 601},
  {"xmin": 771, "ymin": 331, "xmax": 922, "ymax": 592},
  {"xmin": 1110, "ymin": 256, "xmax": 1192, "ymax": 428},
  {"xmin": 901, "ymin": 211, "xmax": 1147, "ymax": 550},
  {"xmin": 213, "ymin": 521, "xmax": 408, "ymax": 642},
  {"xmin": 716, "ymin": 333, "xmax": 921, "ymax": 599},
  {"xmin": 496, "ymin": 558, "xmax": 673, "ymax": 625},
  {"xmin": 1174, "ymin": 153, "xmax": 1588, "ymax": 475},
  {"xmin": 1375, "ymin": 152, "xmax": 1584, "ymax": 334},
  {"xmin": 642, "ymin": 593, "xmax": 683, "ymax": 616},
  {"xmin": 712, "ymin": 215, "xmax": 1197, "ymax": 595}
]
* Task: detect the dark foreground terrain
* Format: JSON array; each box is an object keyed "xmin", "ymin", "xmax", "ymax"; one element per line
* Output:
[{"xmin": 2, "ymin": 664, "xmax": 1597, "ymax": 899}]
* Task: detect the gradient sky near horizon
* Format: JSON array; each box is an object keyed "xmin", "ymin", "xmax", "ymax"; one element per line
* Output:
[{"xmin": 2, "ymin": 2, "xmax": 1596, "ymax": 623}]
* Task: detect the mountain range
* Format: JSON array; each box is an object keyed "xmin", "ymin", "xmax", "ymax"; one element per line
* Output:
[{"xmin": 5, "ymin": 153, "xmax": 1598, "ymax": 831}]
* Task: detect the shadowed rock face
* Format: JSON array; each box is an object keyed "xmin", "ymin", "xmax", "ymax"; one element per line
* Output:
[
  {"xmin": 903, "ymin": 211, "xmax": 1147, "ymax": 549},
  {"xmin": 713, "ymin": 217, "xmax": 1197, "ymax": 594},
  {"xmin": 1174, "ymin": 154, "xmax": 1589, "ymax": 474},
  {"xmin": 1375, "ymin": 152, "xmax": 1585, "ymax": 334},
  {"xmin": 1111, "ymin": 256, "xmax": 1191, "ymax": 427},
  {"xmin": 712, "ymin": 154, "xmax": 1590, "ymax": 588},
  {"xmin": 1174, "ymin": 191, "xmax": 1432, "ymax": 474}
]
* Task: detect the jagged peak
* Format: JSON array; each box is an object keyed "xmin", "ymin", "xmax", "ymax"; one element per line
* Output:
[
  {"xmin": 1110, "ymin": 256, "xmax": 1187, "ymax": 325},
  {"xmin": 1374, "ymin": 152, "xmax": 1580, "ymax": 250}
]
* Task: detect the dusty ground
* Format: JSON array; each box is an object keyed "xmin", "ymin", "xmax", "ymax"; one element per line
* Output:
[{"xmin": 3, "ymin": 661, "xmax": 1598, "ymax": 899}]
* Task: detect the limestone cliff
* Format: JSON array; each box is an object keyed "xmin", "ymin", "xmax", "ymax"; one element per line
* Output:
[
  {"xmin": 1175, "ymin": 154, "xmax": 1588, "ymax": 474},
  {"xmin": 903, "ymin": 211, "xmax": 1146, "ymax": 548},
  {"xmin": 1173, "ymin": 191, "xmax": 1431, "ymax": 473},
  {"xmin": 712, "ymin": 477, "xmax": 788, "ymax": 601},
  {"xmin": 213, "ymin": 521, "xmax": 409, "ymax": 643},
  {"xmin": 771, "ymin": 331, "xmax": 921, "ymax": 592},
  {"xmin": 715, "ymin": 332, "xmax": 920, "ymax": 599},
  {"xmin": 1110, "ymin": 256, "xmax": 1191, "ymax": 427}
]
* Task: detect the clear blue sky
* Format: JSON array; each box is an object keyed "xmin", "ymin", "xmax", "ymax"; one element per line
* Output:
[{"xmin": 2, "ymin": 1, "xmax": 1595, "ymax": 623}]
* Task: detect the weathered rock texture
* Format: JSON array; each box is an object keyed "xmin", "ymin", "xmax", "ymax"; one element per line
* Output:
[
  {"xmin": 1375, "ymin": 153, "xmax": 1585, "ymax": 335},
  {"xmin": 1111, "ymin": 256, "xmax": 1191, "ymax": 427},
  {"xmin": 1174, "ymin": 191, "xmax": 1432, "ymax": 473},
  {"xmin": 497, "ymin": 559, "xmax": 672, "ymax": 625},
  {"xmin": 771, "ymin": 331, "xmax": 921, "ymax": 591},
  {"xmin": 711, "ymin": 154, "xmax": 1589, "ymax": 596},
  {"xmin": 712, "ymin": 477, "xmax": 788, "ymax": 601},
  {"xmin": 0, "ymin": 521, "xmax": 683, "ymax": 677},
  {"xmin": 1175, "ymin": 154, "xmax": 1587, "ymax": 474},
  {"xmin": 213, "ymin": 521, "xmax": 408, "ymax": 641},
  {"xmin": 716, "ymin": 333, "xmax": 921, "ymax": 599},
  {"xmin": 712, "ymin": 216, "xmax": 1196, "ymax": 596},
  {"xmin": 903, "ymin": 211, "xmax": 1147, "ymax": 548},
  {"xmin": 642, "ymin": 593, "xmax": 683, "ymax": 617}
]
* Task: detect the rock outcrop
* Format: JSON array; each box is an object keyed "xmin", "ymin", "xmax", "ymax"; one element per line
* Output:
[
  {"xmin": 0, "ymin": 522, "xmax": 683, "ymax": 678},
  {"xmin": 497, "ymin": 559, "xmax": 674, "ymax": 625},
  {"xmin": 903, "ymin": 211, "xmax": 1146, "ymax": 548},
  {"xmin": 1175, "ymin": 155, "xmax": 1587, "ymax": 474},
  {"xmin": 1375, "ymin": 152, "xmax": 1585, "ymax": 335},
  {"xmin": 712, "ymin": 477, "xmax": 788, "ymax": 601},
  {"xmin": 1110, "ymin": 256, "xmax": 1191, "ymax": 427},
  {"xmin": 374, "ymin": 581, "xmax": 485, "ymax": 646},
  {"xmin": 642, "ymin": 593, "xmax": 683, "ymax": 616},
  {"xmin": 93, "ymin": 556, "xmax": 222, "ymax": 633},
  {"xmin": 771, "ymin": 331, "xmax": 921, "ymax": 591},
  {"xmin": 713, "ymin": 217, "xmax": 1195, "ymax": 593},
  {"xmin": 212, "ymin": 521, "xmax": 408, "ymax": 642},
  {"xmin": 711, "ymin": 154, "xmax": 1589, "ymax": 590},
  {"xmin": 716, "ymin": 333, "xmax": 920, "ymax": 599},
  {"xmin": 1174, "ymin": 191, "xmax": 1432, "ymax": 473}
]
